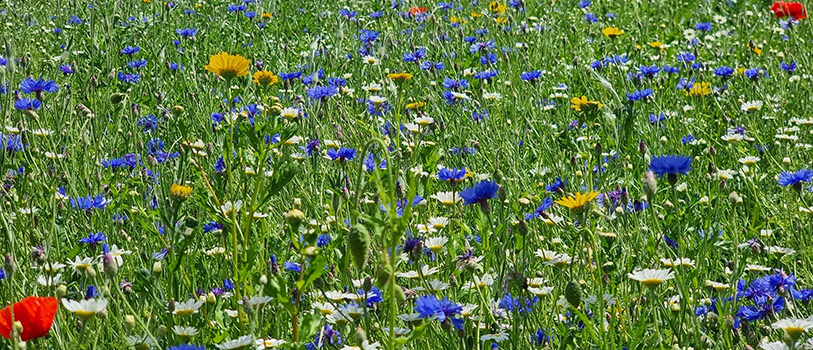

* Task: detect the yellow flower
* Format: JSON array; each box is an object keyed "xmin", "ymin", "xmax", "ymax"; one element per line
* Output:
[
  {"xmin": 495, "ymin": 16, "xmax": 509, "ymax": 24},
  {"xmin": 471, "ymin": 12, "xmax": 483, "ymax": 18},
  {"xmin": 555, "ymin": 191, "xmax": 599, "ymax": 212},
  {"xmin": 569, "ymin": 96, "xmax": 603, "ymax": 112},
  {"xmin": 488, "ymin": 1, "xmax": 506, "ymax": 14},
  {"xmin": 602, "ymin": 27, "xmax": 624, "ymax": 38},
  {"xmin": 406, "ymin": 101, "xmax": 427, "ymax": 110},
  {"xmin": 143, "ymin": 0, "xmax": 151, "ymax": 3},
  {"xmin": 648, "ymin": 41, "xmax": 663, "ymax": 49},
  {"xmin": 253, "ymin": 71, "xmax": 280, "ymax": 87},
  {"xmin": 205, "ymin": 52, "xmax": 250, "ymax": 79},
  {"xmin": 170, "ymin": 183, "xmax": 193, "ymax": 199},
  {"xmin": 685, "ymin": 82, "xmax": 711, "ymax": 97},
  {"xmin": 450, "ymin": 16, "xmax": 468, "ymax": 24},
  {"xmin": 262, "ymin": 12, "xmax": 272, "ymax": 19},
  {"xmin": 387, "ymin": 72, "xmax": 413, "ymax": 82}
]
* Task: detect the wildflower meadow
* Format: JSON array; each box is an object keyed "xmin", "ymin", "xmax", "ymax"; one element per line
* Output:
[{"xmin": 1, "ymin": 0, "xmax": 813, "ymax": 349}]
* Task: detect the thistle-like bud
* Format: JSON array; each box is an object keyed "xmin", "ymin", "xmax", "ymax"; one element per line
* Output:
[
  {"xmin": 564, "ymin": 280, "xmax": 582, "ymax": 308},
  {"xmin": 124, "ymin": 315, "xmax": 136, "ymax": 330},
  {"xmin": 347, "ymin": 224, "xmax": 371, "ymax": 270},
  {"xmin": 643, "ymin": 171, "xmax": 658, "ymax": 199}
]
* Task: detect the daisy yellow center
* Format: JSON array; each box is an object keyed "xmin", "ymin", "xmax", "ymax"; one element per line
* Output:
[
  {"xmin": 641, "ymin": 278, "xmax": 663, "ymax": 288},
  {"xmin": 786, "ymin": 326, "xmax": 806, "ymax": 338},
  {"xmin": 76, "ymin": 310, "xmax": 96, "ymax": 319},
  {"xmin": 428, "ymin": 245, "xmax": 443, "ymax": 252},
  {"xmin": 175, "ymin": 309, "xmax": 195, "ymax": 316}
]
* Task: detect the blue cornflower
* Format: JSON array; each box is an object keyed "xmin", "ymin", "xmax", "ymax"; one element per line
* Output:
[
  {"xmin": 403, "ymin": 47, "xmax": 427, "ymax": 62},
  {"xmin": 480, "ymin": 53, "xmax": 497, "ymax": 65},
  {"xmin": 520, "ymin": 70, "xmax": 542, "ymax": 82},
  {"xmin": 437, "ymin": 167, "xmax": 467, "ymax": 185},
  {"xmin": 118, "ymin": 72, "xmax": 140, "ymax": 84},
  {"xmin": 743, "ymin": 68, "xmax": 767, "ymax": 80},
  {"xmin": 713, "ymin": 66, "xmax": 735, "ymax": 78},
  {"xmin": 203, "ymin": 221, "xmax": 225, "ymax": 233},
  {"xmin": 59, "ymin": 64, "xmax": 74, "ymax": 75},
  {"xmin": 777, "ymin": 169, "xmax": 813, "ymax": 190},
  {"xmin": 128, "ymin": 59, "xmax": 147, "ymax": 69},
  {"xmin": 459, "ymin": 180, "xmax": 499, "ymax": 210},
  {"xmin": 176, "ymin": 28, "xmax": 197, "ymax": 38},
  {"xmin": 283, "ymin": 261, "xmax": 301, "ymax": 273},
  {"xmin": 525, "ymin": 197, "xmax": 554, "ymax": 220},
  {"xmin": 531, "ymin": 329, "xmax": 553, "ymax": 346},
  {"xmin": 545, "ymin": 177, "xmax": 567, "ymax": 193},
  {"xmin": 327, "ymin": 147, "xmax": 356, "ymax": 162},
  {"xmin": 316, "ymin": 234, "xmax": 331, "ymax": 247},
  {"xmin": 279, "ymin": 71, "xmax": 302, "ymax": 81},
  {"xmin": 638, "ymin": 65, "xmax": 660, "ymax": 78},
  {"xmin": 167, "ymin": 345, "xmax": 205, "ymax": 350},
  {"xmin": 119, "ymin": 46, "xmax": 140, "ymax": 56},
  {"xmin": 626, "ymin": 88, "xmax": 653, "ymax": 102},
  {"xmin": 695, "ymin": 22, "xmax": 712, "ymax": 31},
  {"xmin": 19, "ymin": 78, "xmax": 59, "ymax": 96},
  {"xmin": 14, "ymin": 98, "xmax": 42, "ymax": 111},
  {"xmin": 414, "ymin": 295, "xmax": 465, "ymax": 330},
  {"xmin": 79, "ymin": 232, "xmax": 107, "ymax": 247},
  {"xmin": 307, "ymin": 85, "xmax": 338, "ymax": 100},
  {"xmin": 584, "ymin": 13, "xmax": 598, "ymax": 23},
  {"xmin": 781, "ymin": 61, "xmax": 797, "ymax": 72},
  {"xmin": 442, "ymin": 78, "xmax": 469, "ymax": 90},
  {"xmin": 305, "ymin": 325, "xmax": 342, "ymax": 350},
  {"xmin": 649, "ymin": 155, "xmax": 692, "ymax": 183},
  {"xmin": 663, "ymin": 65, "xmax": 679, "ymax": 74},
  {"xmin": 578, "ymin": 0, "xmax": 591, "ymax": 8},
  {"xmin": 676, "ymin": 52, "xmax": 696, "ymax": 63},
  {"xmin": 681, "ymin": 134, "xmax": 695, "ymax": 144}
]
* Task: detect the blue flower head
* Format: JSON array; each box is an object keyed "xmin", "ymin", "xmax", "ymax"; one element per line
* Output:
[
  {"xmin": 415, "ymin": 295, "xmax": 465, "ymax": 330},
  {"xmin": 649, "ymin": 155, "xmax": 692, "ymax": 183},
  {"xmin": 438, "ymin": 167, "xmax": 466, "ymax": 185},
  {"xmin": 777, "ymin": 169, "xmax": 813, "ymax": 191},
  {"xmin": 459, "ymin": 180, "xmax": 499, "ymax": 210}
]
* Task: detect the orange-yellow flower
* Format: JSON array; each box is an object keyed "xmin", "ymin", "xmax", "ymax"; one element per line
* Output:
[
  {"xmin": 555, "ymin": 191, "xmax": 599, "ymax": 212},
  {"xmin": 387, "ymin": 72, "xmax": 413, "ymax": 82},
  {"xmin": 685, "ymin": 82, "xmax": 711, "ymax": 97},
  {"xmin": 170, "ymin": 183, "xmax": 193, "ymax": 199},
  {"xmin": 488, "ymin": 1, "xmax": 506, "ymax": 14},
  {"xmin": 205, "ymin": 52, "xmax": 250, "ymax": 79},
  {"xmin": 253, "ymin": 71, "xmax": 279, "ymax": 87},
  {"xmin": 569, "ymin": 96, "xmax": 603, "ymax": 112},
  {"xmin": 602, "ymin": 27, "xmax": 624, "ymax": 38}
]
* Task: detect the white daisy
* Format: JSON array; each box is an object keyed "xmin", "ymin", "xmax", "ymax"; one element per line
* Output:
[
  {"xmin": 62, "ymin": 298, "xmax": 108, "ymax": 320},
  {"xmin": 215, "ymin": 335, "xmax": 255, "ymax": 349},
  {"xmin": 173, "ymin": 298, "xmax": 204, "ymax": 316},
  {"xmin": 628, "ymin": 269, "xmax": 675, "ymax": 288},
  {"xmin": 430, "ymin": 192, "xmax": 462, "ymax": 206}
]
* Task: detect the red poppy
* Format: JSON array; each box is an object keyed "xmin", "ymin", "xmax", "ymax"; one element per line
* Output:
[
  {"xmin": 0, "ymin": 297, "xmax": 59, "ymax": 341},
  {"xmin": 409, "ymin": 6, "xmax": 428, "ymax": 16},
  {"xmin": 771, "ymin": 1, "xmax": 808, "ymax": 20}
]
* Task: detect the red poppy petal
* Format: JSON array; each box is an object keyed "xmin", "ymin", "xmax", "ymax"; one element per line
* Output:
[{"xmin": 0, "ymin": 297, "xmax": 58, "ymax": 341}]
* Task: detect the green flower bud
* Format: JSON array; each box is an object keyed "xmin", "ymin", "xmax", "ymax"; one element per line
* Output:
[{"xmin": 347, "ymin": 224, "xmax": 370, "ymax": 270}]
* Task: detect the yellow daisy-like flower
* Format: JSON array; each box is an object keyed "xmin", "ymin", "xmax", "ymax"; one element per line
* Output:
[
  {"xmin": 387, "ymin": 72, "xmax": 413, "ymax": 82},
  {"xmin": 450, "ymin": 16, "xmax": 468, "ymax": 24},
  {"xmin": 471, "ymin": 12, "xmax": 483, "ymax": 18},
  {"xmin": 406, "ymin": 101, "xmax": 427, "ymax": 110},
  {"xmin": 170, "ymin": 183, "xmax": 193, "ymax": 199},
  {"xmin": 495, "ymin": 16, "xmax": 509, "ymax": 24},
  {"xmin": 685, "ymin": 82, "xmax": 711, "ymax": 97},
  {"xmin": 253, "ymin": 71, "xmax": 280, "ymax": 87},
  {"xmin": 555, "ymin": 191, "xmax": 599, "ymax": 212},
  {"xmin": 204, "ymin": 52, "xmax": 250, "ymax": 79},
  {"xmin": 569, "ymin": 96, "xmax": 603, "ymax": 112},
  {"xmin": 648, "ymin": 41, "xmax": 663, "ymax": 49},
  {"xmin": 602, "ymin": 27, "xmax": 624, "ymax": 38},
  {"xmin": 262, "ymin": 12, "xmax": 272, "ymax": 19},
  {"xmin": 488, "ymin": 1, "xmax": 506, "ymax": 14}
]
